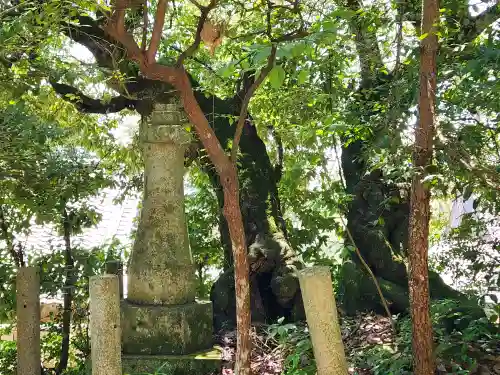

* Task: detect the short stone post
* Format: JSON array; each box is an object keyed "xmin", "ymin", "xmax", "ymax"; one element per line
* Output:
[
  {"xmin": 16, "ymin": 267, "xmax": 41, "ymax": 375},
  {"xmin": 105, "ymin": 260, "xmax": 124, "ymax": 299},
  {"xmin": 298, "ymin": 266, "xmax": 348, "ymax": 375},
  {"xmin": 90, "ymin": 275, "xmax": 122, "ymax": 375}
]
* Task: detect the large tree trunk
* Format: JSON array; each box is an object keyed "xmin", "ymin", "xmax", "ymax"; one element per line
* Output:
[
  {"xmin": 195, "ymin": 94, "xmax": 304, "ymax": 331},
  {"xmin": 336, "ymin": 0, "xmax": 464, "ymax": 316},
  {"xmin": 338, "ymin": 110, "xmax": 464, "ymax": 316}
]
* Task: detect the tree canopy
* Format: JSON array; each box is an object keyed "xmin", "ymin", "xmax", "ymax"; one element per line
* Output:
[{"xmin": 0, "ymin": 0, "xmax": 499, "ymax": 374}]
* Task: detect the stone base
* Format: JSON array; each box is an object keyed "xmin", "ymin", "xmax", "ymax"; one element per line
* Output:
[
  {"xmin": 121, "ymin": 299, "xmax": 214, "ymax": 355},
  {"xmin": 122, "ymin": 347, "xmax": 222, "ymax": 375}
]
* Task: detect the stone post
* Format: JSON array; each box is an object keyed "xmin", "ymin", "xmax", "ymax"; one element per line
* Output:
[
  {"xmin": 298, "ymin": 266, "xmax": 348, "ymax": 375},
  {"xmin": 120, "ymin": 99, "xmax": 218, "ymax": 375},
  {"xmin": 16, "ymin": 267, "xmax": 41, "ymax": 375},
  {"xmin": 90, "ymin": 275, "xmax": 122, "ymax": 375},
  {"xmin": 105, "ymin": 260, "xmax": 123, "ymax": 299}
]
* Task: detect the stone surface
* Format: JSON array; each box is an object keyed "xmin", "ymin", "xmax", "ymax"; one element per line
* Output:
[
  {"xmin": 122, "ymin": 348, "xmax": 222, "ymax": 375},
  {"xmin": 90, "ymin": 275, "xmax": 122, "ymax": 375},
  {"xmin": 127, "ymin": 101, "xmax": 197, "ymax": 306},
  {"xmin": 16, "ymin": 267, "xmax": 41, "ymax": 375},
  {"xmin": 116, "ymin": 99, "xmax": 215, "ymax": 375},
  {"xmin": 106, "ymin": 260, "xmax": 124, "ymax": 299},
  {"xmin": 121, "ymin": 300, "xmax": 213, "ymax": 355},
  {"xmin": 298, "ymin": 266, "xmax": 348, "ymax": 375}
]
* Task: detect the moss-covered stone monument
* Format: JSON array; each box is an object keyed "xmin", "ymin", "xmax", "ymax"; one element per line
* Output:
[{"xmin": 121, "ymin": 99, "xmax": 221, "ymax": 375}]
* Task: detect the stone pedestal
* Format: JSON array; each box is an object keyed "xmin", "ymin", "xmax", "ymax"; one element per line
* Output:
[{"xmin": 121, "ymin": 99, "xmax": 220, "ymax": 374}]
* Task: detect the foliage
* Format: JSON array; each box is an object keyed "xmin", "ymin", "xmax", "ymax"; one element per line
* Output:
[
  {"xmin": 0, "ymin": 75, "xmax": 126, "ymax": 374},
  {"xmin": 430, "ymin": 203, "xmax": 499, "ymax": 307},
  {"xmin": 266, "ymin": 319, "xmax": 316, "ymax": 375},
  {"xmin": 0, "ymin": 339, "xmax": 16, "ymax": 375},
  {"xmin": 352, "ymin": 300, "xmax": 500, "ymax": 375},
  {"xmin": 186, "ymin": 167, "xmax": 224, "ymax": 297},
  {"xmin": 0, "ymin": 0, "xmax": 500, "ymax": 373},
  {"xmin": 0, "ymin": 242, "xmax": 121, "ymax": 374}
]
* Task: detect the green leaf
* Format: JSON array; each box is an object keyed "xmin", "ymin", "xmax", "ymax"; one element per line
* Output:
[
  {"xmin": 297, "ymin": 70, "xmax": 309, "ymax": 85},
  {"xmin": 268, "ymin": 65, "xmax": 286, "ymax": 89},
  {"xmin": 253, "ymin": 47, "xmax": 272, "ymax": 65},
  {"xmin": 419, "ymin": 33, "xmax": 429, "ymax": 40},
  {"xmin": 291, "ymin": 42, "xmax": 308, "ymax": 57}
]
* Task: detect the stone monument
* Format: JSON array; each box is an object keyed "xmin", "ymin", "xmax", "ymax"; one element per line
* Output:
[{"xmin": 121, "ymin": 99, "xmax": 220, "ymax": 374}]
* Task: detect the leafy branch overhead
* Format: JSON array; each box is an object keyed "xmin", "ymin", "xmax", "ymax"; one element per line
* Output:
[{"xmin": 0, "ymin": 0, "xmax": 499, "ymax": 374}]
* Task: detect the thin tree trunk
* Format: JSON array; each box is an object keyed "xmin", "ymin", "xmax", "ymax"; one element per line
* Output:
[
  {"xmin": 221, "ymin": 166, "xmax": 251, "ymax": 375},
  {"xmin": 408, "ymin": 0, "xmax": 439, "ymax": 372},
  {"xmin": 180, "ymin": 84, "xmax": 251, "ymax": 375},
  {"xmin": 102, "ymin": 3, "xmax": 268, "ymax": 370},
  {"xmin": 0, "ymin": 205, "xmax": 24, "ymax": 267},
  {"xmin": 56, "ymin": 208, "xmax": 74, "ymax": 375}
]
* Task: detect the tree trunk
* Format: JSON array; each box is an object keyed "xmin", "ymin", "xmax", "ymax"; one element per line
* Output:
[
  {"xmin": 408, "ymin": 0, "xmax": 439, "ymax": 372},
  {"xmin": 172, "ymin": 70, "xmax": 252, "ymax": 375},
  {"xmin": 199, "ymin": 95, "xmax": 304, "ymax": 330},
  {"xmin": 56, "ymin": 208, "xmax": 74, "ymax": 375},
  {"xmin": 335, "ymin": 0, "xmax": 464, "ymax": 316}
]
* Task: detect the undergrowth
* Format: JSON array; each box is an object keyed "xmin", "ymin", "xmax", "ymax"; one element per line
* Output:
[
  {"xmin": 267, "ymin": 300, "xmax": 499, "ymax": 375},
  {"xmin": 1, "ymin": 300, "xmax": 497, "ymax": 375}
]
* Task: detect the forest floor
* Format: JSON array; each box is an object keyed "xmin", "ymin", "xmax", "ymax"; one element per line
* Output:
[{"xmin": 216, "ymin": 313, "xmax": 500, "ymax": 375}]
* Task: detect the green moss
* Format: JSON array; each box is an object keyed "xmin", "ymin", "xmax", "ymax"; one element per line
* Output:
[
  {"xmin": 338, "ymin": 261, "xmax": 409, "ymax": 315},
  {"xmin": 122, "ymin": 349, "xmax": 222, "ymax": 375},
  {"xmin": 121, "ymin": 301, "xmax": 213, "ymax": 355},
  {"xmin": 85, "ymin": 348, "xmax": 222, "ymax": 375}
]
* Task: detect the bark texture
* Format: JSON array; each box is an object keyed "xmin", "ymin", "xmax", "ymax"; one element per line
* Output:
[
  {"xmin": 56, "ymin": 209, "xmax": 74, "ymax": 375},
  {"xmin": 407, "ymin": 0, "xmax": 439, "ymax": 372},
  {"xmin": 200, "ymin": 103, "xmax": 304, "ymax": 330},
  {"xmin": 336, "ymin": 0, "xmax": 466, "ymax": 317}
]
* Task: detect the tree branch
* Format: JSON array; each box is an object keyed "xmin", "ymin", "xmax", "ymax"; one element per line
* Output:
[
  {"xmin": 50, "ymin": 81, "xmax": 137, "ymax": 113},
  {"xmin": 104, "ymin": 0, "xmax": 180, "ymax": 85},
  {"xmin": 104, "ymin": 0, "xmax": 143, "ymax": 62},
  {"xmin": 268, "ymin": 125, "xmax": 284, "ymax": 183},
  {"xmin": 147, "ymin": 0, "xmax": 168, "ymax": 62},
  {"xmin": 344, "ymin": 0, "xmax": 385, "ymax": 85},
  {"xmin": 0, "ymin": 205, "xmax": 22, "ymax": 268},
  {"xmin": 188, "ymin": 0, "xmax": 203, "ymax": 9},
  {"xmin": 62, "ymin": 15, "xmax": 119, "ymax": 70},
  {"xmin": 273, "ymin": 29, "xmax": 309, "ymax": 42},
  {"xmin": 231, "ymin": 45, "xmax": 277, "ymax": 164},
  {"xmin": 142, "ymin": 1, "xmax": 148, "ymax": 51},
  {"xmin": 176, "ymin": 0, "xmax": 218, "ymax": 66}
]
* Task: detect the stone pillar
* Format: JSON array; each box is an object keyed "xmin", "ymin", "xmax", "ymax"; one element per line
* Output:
[
  {"xmin": 90, "ymin": 275, "xmax": 122, "ymax": 375},
  {"xmin": 106, "ymin": 260, "xmax": 123, "ymax": 299},
  {"xmin": 127, "ymin": 102, "xmax": 196, "ymax": 305},
  {"xmin": 16, "ymin": 267, "xmax": 41, "ymax": 375},
  {"xmin": 121, "ymin": 99, "xmax": 219, "ymax": 375},
  {"xmin": 298, "ymin": 266, "xmax": 348, "ymax": 375}
]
